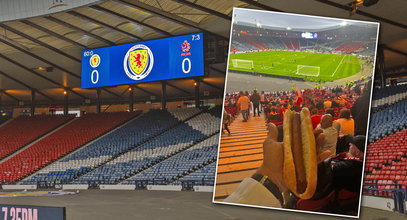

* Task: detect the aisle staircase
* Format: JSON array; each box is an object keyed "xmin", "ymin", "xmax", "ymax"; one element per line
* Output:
[{"xmin": 214, "ymin": 114, "xmax": 268, "ymax": 201}]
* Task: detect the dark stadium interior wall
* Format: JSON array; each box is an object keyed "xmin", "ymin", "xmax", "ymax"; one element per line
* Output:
[{"xmin": 9, "ymin": 98, "xmax": 223, "ymax": 117}]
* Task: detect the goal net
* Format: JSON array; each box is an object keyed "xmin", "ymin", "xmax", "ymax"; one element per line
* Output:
[
  {"xmin": 231, "ymin": 59, "xmax": 254, "ymax": 69},
  {"xmin": 295, "ymin": 65, "xmax": 320, "ymax": 77}
]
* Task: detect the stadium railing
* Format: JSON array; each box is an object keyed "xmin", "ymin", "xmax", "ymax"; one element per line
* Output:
[{"xmin": 363, "ymin": 182, "xmax": 407, "ymax": 214}]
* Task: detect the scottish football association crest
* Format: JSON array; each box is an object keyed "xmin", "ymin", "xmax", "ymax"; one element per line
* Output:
[
  {"xmin": 89, "ymin": 54, "xmax": 100, "ymax": 68},
  {"xmin": 123, "ymin": 44, "xmax": 154, "ymax": 80}
]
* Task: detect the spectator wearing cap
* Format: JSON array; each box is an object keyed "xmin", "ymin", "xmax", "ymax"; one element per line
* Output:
[{"xmin": 331, "ymin": 135, "xmax": 365, "ymax": 192}]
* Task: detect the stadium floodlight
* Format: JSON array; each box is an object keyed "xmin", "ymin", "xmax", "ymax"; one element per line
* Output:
[
  {"xmin": 295, "ymin": 65, "xmax": 320, "ymax": 77},
  {"xmin": 232, "ymin": 59, "xmax": 254, "ymax": 70},
  {"xmin": 286, "ymin": 27, "xmax": 292, "ymax": 30}
]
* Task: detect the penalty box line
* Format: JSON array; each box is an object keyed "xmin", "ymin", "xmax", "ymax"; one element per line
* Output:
[{"xmin": 331, "ymin": 55, "xmax": 346, "ymax": 77}]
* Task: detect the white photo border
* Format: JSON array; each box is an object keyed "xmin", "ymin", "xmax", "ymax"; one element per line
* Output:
[{"xmin": 212, "ymin": 7, "xmax": 380, "ymax": 219}]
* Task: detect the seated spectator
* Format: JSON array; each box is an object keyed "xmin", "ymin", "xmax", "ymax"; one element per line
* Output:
[
  {"xmin": 324, "ymin": 97, "xmax": 332, "ymax": 109},
  {"xmin": 267, "ymin": 108, "xmax": 280, "ymax": 122},
  {"xmin": 325, "ymin": 108, "xmax": 337, "ymax": 119},
  {"xmin": 310, "ymin": 108, "xmax": 322, "ymax": 129},
  {"xmin": 325, "ymin": 108, "xmax": 340, "ymax": 131},
  {"xmin": 314, "ymin": 114, "xmax": 339, "ymax": 161},
  {"xmin": 331, "ymin": 99, "xmax": 340, "ymax": 107},
  {"xmin": 337, "ymin": 96, "xmax": 347, "ymax": 106},
  {"xmin": 336, "ymin": 109, "xmax": 354, "ymax": 137},
  {"xmin": 331, "ymin": 135, "xmax": 365, "ymax": 193},
  {"xmin": 280, "ymin": 103, "xmax": 288, "ymax": 118},
  {"xmin": 264, "ymin": 103, "xmax": 271, "ymax": 116},
  {"xmin": 316, "ymin": 100, "xmax": 324, "ymax": 110}
]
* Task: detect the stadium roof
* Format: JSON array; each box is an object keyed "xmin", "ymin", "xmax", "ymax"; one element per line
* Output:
[
  {"xmin": 234, "ymin": 8, "xmax": 378, "ymax": 32},
  {"xmin": 0, "ymin": 0, "xmax": 406, "ymax": 106}
]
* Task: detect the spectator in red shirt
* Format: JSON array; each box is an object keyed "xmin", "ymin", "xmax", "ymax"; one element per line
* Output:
[{"xmin": 311, "ymin": 108, "xmax": 322, "ymax": 129}]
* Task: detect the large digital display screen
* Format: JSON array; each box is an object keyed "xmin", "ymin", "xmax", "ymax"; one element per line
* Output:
[
  {"xmin": 0, "ymin": 204, "xmax": 65, "ymax": 220},
  {"xmin": 81, "ymin": 33, "xmax": 204, "ymax": 89},
  {"xmin": 301, "ymin": 32, "xmax": 318, "ymax": 39}
]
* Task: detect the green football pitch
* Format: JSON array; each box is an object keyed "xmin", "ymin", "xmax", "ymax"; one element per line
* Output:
[{"xmin": 228, "ymin": 51, "xmax": 364, "ymax": 82}]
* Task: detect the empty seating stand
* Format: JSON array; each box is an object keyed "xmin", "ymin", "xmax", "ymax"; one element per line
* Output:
[
  {"xmin": 177, "ymin": 162, "xmax": 217, "ymax": 187},
  {"xmin": 368, "ymin": 99, "xmax": 407, "ymax": 142},
  {"xmin": 0, "ymin": 114, "xmax": 74, "ymax": 160},
  {"xmin": 334, "ymin": 42, "xmax": 365, "ymax": 53},
  {"xmin": 19, "ymin": 107, "xmax": 221, "ymax": 189},
  {"xmin": 241, "ymin": 36, "xmax": 268, "ymax": 50},
  {"xmin": 20, "ymin": 109, "xmax": 198, "ymax": 185},
  {"xmin": 364, "ymin": 128, "xmax": 407, "ymax": 197},
  {"xmin": 362, "ymin": 85, "xmax": 407, "ymax": 199},
  {"xmin": 371, "ymin": 84, "xmax": 407, "ymax": 112},
  {"xmin": 71, "ymin": 115, "xmax": 209, "ymax": 185},
  {"xmin": 122, "ymin": 135, "xmax": 219, "ymax": 185},
  {"xmin": 0, "ymin": 112, "xmax": 137, "ymax": 183}
]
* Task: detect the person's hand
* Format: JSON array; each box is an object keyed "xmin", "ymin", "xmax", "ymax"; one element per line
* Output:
[
  {"xmin": 255, "ymin": 123, "xmax": 286, "ymax": 193},
  {"xmin": 256, "ymin": 122, "xmax": 327, "ymax": 202}
]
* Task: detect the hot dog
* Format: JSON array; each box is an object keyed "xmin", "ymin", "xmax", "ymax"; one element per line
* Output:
[
  {"xmin": 283, "ymin": 108, "xmax": 317, "ymax": 199},
  {"xmin": 292, "ymin": 112, "xmax": 307, "ymax": 194}
]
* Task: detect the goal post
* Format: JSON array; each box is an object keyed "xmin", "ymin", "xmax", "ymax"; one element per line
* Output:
[
  {"xmin": 295, "ymin": 65, "xmax": 320, "ymax": 77},
  {"xmin": 231, "ymin": 59, "xmax": 254, "ymax": 69}
]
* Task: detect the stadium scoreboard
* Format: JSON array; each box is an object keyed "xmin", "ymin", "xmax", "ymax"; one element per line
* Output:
[
  {"xmin": 81, "ymin": 33, "xmax": 204, "ymax": 89},
  {"xmin": 301, "ymin": 32, "xmax": 318, "ymax": 39}
]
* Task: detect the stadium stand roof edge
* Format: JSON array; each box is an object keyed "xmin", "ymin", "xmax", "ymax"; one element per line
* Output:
[{"xmin": 0, "ymin": 0, "xmax": 405, "ymax": 106}]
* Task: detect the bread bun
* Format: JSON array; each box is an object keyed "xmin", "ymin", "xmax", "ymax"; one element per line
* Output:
[{"xmin": 283, "ymin": 108, "xmax": 317, "ymax": 199}]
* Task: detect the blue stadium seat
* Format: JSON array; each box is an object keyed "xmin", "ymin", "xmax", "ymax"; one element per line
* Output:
[
  {"xmin": 20, "ymin": 109, "xmax": 183, "ymax": 185},
  {"xmin": 20, "ymin": 107, "xmax": 221, "ymax": 188},
  {"xmin": 369, "ymin": 98, "xmax": 407, "ymax": 142}
]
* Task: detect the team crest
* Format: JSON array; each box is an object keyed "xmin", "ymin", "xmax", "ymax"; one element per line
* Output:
[
  {"xmin": 123, "ymin": 44, "xmax": 154, "ymax": 80},
  {"xmin": 129, "ymin": 50, "xmax": 148, "ymax": 75},
  {"xmin": 181, "ymin": 40, "xmax": 191, "ymax": 52},
  {"xmin": 90, "ymin": 54, "xmax": 100, "ymax": 68}
]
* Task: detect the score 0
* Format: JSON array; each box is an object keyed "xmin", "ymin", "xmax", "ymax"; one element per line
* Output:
[
  {"xmin": 181, "ymin": 34, "xmax": 200, "ymax": 74},
  {"xmin": 91, "ymin": 70, "xmax": 99, "ymax": 84},
  {"xmin": 182, "ymin": 58, "xmax": 191, "ymax": 74}
]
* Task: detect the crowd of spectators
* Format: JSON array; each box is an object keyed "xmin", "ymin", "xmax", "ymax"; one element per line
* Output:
[
  {"xmin": 225, "ymin": 84, "xmax": 362, "ymax": 124},
  {"xmin": 223, "ymin": 81, "xmax": 372, "ymax": 213}
]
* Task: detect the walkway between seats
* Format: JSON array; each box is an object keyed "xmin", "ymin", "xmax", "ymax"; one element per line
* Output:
[{"xmin": 214, "ymin": 113, "xmax": 268, "ymax": 201}]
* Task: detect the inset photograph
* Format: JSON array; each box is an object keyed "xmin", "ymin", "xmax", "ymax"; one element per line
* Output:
[{"xmin": 214, "ymin": 8, "xmax": 379, "ymax": 218}]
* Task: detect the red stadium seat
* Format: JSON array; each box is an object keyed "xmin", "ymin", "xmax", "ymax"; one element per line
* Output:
[
  {"xmin": 0, "ymin": 115, "xmax": 75, "ymax": 160},
  {"xmin": 364, "ymin": 129, "xmax": 407, "ymax": 197},
  {"xmin": 0, "ymin": 112, "xmax": 139, "ymax": 183}
]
